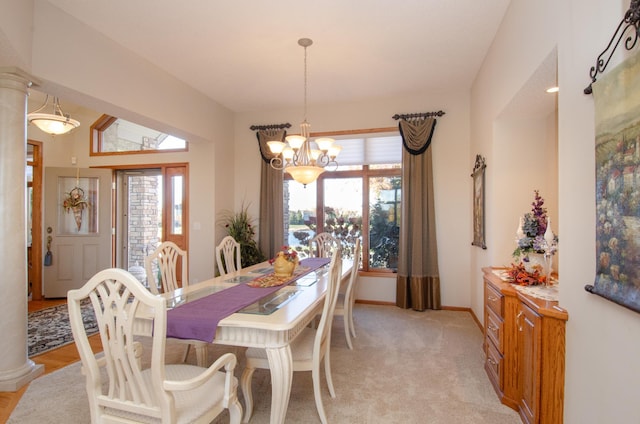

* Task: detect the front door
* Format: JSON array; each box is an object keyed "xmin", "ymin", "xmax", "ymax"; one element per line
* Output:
[{"xmin": 43, "ymin": 167, "xmax": 112, "ymax": 298}]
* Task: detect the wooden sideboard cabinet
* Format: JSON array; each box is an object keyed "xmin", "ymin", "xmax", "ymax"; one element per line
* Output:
[{"xmin": 482, "ymin": 267, "xmax": 568, "ymax": 424}]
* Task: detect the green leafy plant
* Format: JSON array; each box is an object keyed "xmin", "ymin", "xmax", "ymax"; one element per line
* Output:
[{"xmin": 218, "ymin": 203, "xmax": 265, "ymax": 268}]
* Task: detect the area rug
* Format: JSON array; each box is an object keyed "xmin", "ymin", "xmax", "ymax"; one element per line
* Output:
[{"xmin": 28, "ymin": 299, "xmax": 97, "ymax": 357}]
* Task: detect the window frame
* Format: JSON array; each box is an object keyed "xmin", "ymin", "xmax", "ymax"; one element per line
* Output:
[
  {"xmin": 284, "ymin": 127, "xmax": 401, "ymax": 274},
  {"xmin": 90, "ymin": 114, "xmax": 189, "ymax": 156}
]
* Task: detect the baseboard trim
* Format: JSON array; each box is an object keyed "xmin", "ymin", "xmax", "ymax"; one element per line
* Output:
[{"xmin": 355, "ymin": 299, "xmax": 395, "ymax": 306}]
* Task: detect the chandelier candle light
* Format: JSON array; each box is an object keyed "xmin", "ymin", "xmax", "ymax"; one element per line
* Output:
[{"xmin": 267, "ymin": 38, "xmax": 341, "ymax": 187}]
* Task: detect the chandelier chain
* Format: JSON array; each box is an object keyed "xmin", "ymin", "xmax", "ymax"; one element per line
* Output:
[{"xmin": 303, "ymin": 42, "xmax": 308, "ymax": 123}]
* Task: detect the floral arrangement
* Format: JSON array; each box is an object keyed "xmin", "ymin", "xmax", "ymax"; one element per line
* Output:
[
  {"xmin": 506, "ymin": 190, "xmax": 558, "ymax": 286},
  {"xmin": 62, "ymin": 187, "xmax": 88, "ymax": 213},
  {"xmin": 505, "ymin": 262, "xmax": 548, "ymax": 286},
  {"xmin": 512, "ymin": 190, "xmax": 558, "ymax": 259},
  {"xmin": 269, "ymin": 245, "xmax": 298, "ymax": 264}
]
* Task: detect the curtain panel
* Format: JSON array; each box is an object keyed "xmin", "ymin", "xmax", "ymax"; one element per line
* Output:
[
  {"xmin": 396, "ymin": 118, "xmax": 441, "ymax": 311},
  {"xmin": 256, "ymin": 129, "xmax": 285, "ymax": 259}
]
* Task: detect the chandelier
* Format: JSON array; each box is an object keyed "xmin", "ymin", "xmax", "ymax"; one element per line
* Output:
[
  {"xmin": 267, "ymin": 38, "xmax": 341, "ymax": 186},
  {"xmin": 28, "ymin": 94, "xmax": 80, "ymax": 135}
]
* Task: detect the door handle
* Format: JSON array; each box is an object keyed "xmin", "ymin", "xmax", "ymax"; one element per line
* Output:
[
  {"xmin": 517, "ymin": 311, "xmax": 523, "ymax": 332},
  {"xmin": 44, "ymin": 234, "xmax": 53, "ymax": 266}
]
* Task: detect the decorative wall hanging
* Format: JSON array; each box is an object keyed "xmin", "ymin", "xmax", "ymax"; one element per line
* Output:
[
  {"xmin": 585, "ymin": 49, "xmax": 640, "ymax": 314},
  {"xmin": 471, "ymin": 154, "xmax": 487, "ymax": 249}
]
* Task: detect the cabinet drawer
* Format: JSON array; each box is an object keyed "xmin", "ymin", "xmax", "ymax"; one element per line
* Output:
[
  {"xmin": 485, "ymin": 335, "xmax": 503, "ymax": 389},
  {"xmin": 485, "ymin": 282, "xmax": 503, "ymax": 316},
  {"xmin": 486, "ymin": 306, "xmax": 504, "ymax": 353}
]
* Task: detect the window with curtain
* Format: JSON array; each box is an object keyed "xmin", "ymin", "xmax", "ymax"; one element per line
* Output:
[{"xmin": 284, "ymin": 132, "xmax": 401, "ymax": 272}]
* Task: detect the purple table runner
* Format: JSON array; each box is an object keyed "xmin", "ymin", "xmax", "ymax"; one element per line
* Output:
[{"xmin": 166, "ymin": 257, "xmax": 330, "ymax": 342}]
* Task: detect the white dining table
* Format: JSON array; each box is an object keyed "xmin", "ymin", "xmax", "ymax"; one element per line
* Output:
[{"xmin": 135, "ymin": 258, "xmax": 352, "ymax": 424}]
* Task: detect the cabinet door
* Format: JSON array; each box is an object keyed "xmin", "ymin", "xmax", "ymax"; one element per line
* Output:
[{"xmin": 519, "ymin": 302, "xmax": 542, "ymax": 424}]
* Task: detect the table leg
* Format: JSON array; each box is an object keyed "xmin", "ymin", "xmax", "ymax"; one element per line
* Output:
[{"xmin": 265, "ymin": 345, "xmax": 293, "ymax": 424}]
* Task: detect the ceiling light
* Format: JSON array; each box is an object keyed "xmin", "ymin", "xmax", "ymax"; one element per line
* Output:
[
  {"xmin": 267, "ymin": 38, "xmax": 341, "ymax": 187},
  {"xmin": 28, "ymin": 95, "xmax": 80, "ymax": 135},
  {"xmin": 546, "ymin": 86, "xmax": 559, "ymax": 93}
]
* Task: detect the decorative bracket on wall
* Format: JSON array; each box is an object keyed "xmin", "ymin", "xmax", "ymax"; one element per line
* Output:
[{"xmin": 584, "ymin": 0, "xmax": 640, "ymax": 94}]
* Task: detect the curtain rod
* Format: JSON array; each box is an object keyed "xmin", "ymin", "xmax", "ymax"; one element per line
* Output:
[
  {"xmin": 249, "ymin": 123, "xmax": 291, "ymax": 131},
  {"xmin": 392, "ymin": 111, "xmax": 446, "ymax": 120}
]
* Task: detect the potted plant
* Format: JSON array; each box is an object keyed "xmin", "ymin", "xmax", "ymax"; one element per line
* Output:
[{"xmin": 218, "ymin": 203, "xmax": 266, "ymax": 268}]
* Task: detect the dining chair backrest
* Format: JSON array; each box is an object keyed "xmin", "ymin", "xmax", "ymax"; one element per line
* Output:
[
  {"xmin": 68, "ymin": 268, "xmax": 242, "ymax": 424},
  {"xmin": 334, "ymin": 238, "xmax": 361, "ymax": 349},
  {"xmin": 215, "ymin": 235, "xmax": 242, "ymax": 276},
  {"xmin": 309, "ymin": 232, "xmax": 341, "ymax": 258},
  {"xmin": 145, "ymin": 241, "xmax": 188, "ymax": 295},
  {"xmin": 315, "ymin": 248, "xmax": 343, "ymax": 363},
  {"xmin": 344, "ymin": 238, "xmax": 361, "ymax": 312}
]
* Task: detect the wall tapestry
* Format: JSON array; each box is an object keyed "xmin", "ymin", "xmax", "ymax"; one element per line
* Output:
[
  {"xmin": 586, "ymin": 50, "xmax": 640, "ymax": 313},
  {"xmin": 471, "ymin": 154, "xmax": 486, "ymax": 249}
]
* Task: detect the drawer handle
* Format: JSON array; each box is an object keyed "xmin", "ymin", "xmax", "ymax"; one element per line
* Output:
[
  {"xmin": 488, "ymin": 324, "xmax": 498, "ymax": 332},
  {"xmin": 487, "ymin": 357, "xmax": 497, "ymax": 366},
  {"xmin": 488, "ymin": 295, "xmax": 498, "ymax": 302},
  {"xmin": 517, "ymin": 311, "xmax": 523, "ymax": 332}
]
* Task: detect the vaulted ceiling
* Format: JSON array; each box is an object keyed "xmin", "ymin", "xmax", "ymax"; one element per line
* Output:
[{"xmin": 43, "ymin": 0, "xmax": 511, "ymax": 113}]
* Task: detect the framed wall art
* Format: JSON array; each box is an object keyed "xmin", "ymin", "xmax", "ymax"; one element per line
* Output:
[{"xmin": 471, "ymin": 154, "xmax": 487, "ymax": 249}]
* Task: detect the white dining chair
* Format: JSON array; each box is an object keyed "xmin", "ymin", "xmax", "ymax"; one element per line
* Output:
[
  {"xmin": 67, "ymin": 268, "xmax": 243, "ymax": 424},
  {"xmin": 333, "ymin": 238, "xmax": 361, "ymax": 349},
  {"xmin": 240, "ymin": 249, "xmax": 343, "ymax": 424},
  {"xmin": 145, "ymin": 241, "xmax": 208, "ymax": 367},
  {"xmin": 216, "ymin": 235, "xmax": 242, "ymax": 276},
  {"xmin": 145, "ymin": 241, "xmax": 188, "ymax": 295},
  {"xmin": 309, "ymin": 232, "xmax": 341, "ymax": 258}
]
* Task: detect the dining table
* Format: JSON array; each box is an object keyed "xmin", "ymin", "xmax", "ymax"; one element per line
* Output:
[{"xmin": 134, "ymin": 256, "xmax": 353, "ymax": 424}]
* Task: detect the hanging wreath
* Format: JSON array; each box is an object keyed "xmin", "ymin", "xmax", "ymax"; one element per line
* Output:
[{"xmin": 63, "ymin": 187, "xmax": 88, "ymax": 213}]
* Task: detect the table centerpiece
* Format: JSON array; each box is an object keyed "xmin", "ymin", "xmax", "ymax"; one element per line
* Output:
[{"xmin": 270, "ymin": 246, "xmax": 299, "ymax": 277}]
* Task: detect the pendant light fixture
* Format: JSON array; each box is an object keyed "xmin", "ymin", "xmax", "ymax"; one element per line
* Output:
[
  {"xmin": 28, "ymin": 94, "xmax": 80, "ymax": 135},
  {"xmin": 267, "ymin": 38, "xmax": 341, "ymax": 186}
]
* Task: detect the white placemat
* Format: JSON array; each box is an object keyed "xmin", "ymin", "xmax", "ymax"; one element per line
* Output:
[{"xmin": 513, "ymin": 283, "xmax": 559, "ymax": 301}]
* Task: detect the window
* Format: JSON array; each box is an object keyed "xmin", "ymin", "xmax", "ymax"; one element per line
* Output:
[
  {"xmin": 91, "ymin": 115, "xmax": 188, "ymax": 155},
  {"xmin": 284, "ymin": 132, "xmax": 401, "ymax": 273}
]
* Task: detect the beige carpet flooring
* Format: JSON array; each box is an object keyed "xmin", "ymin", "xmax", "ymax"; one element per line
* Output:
[{"xmin": 9, "ymin": 304, "xmax": 521, "ymax": 424}]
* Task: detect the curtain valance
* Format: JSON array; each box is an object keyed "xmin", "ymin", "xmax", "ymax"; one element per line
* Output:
[
  {"xmin": 256, "ymin": 128, "xmax": 288, "ymax": 164},
  {"xmin": 399, "ymin": 118, "xmax": 436, "ymax": 156}
]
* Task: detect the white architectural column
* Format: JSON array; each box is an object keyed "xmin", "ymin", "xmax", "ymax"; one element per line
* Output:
[{"xmin": 0, "ymin": 68, "xmax": 44, "ymax": 391}]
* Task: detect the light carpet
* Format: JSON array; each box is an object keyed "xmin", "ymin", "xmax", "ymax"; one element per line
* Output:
[{"xmin": 10, "ymin": 304, "xmax": 521, "ymax": 424}]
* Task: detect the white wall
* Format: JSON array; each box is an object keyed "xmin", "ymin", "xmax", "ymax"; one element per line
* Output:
[
  {"xmin": 472, "ymin": 0, "xmax": 640, "ymax": 422},
  {"xmin": 18, "ymin": 1, "xmax": 237, "ymax": 285},
  {"xmin": 234, "ymin": 90, "xmax": 473, "ymax": 307},
  {"xmin": 493, "ymin": 113, "xmax": 558, "ymax": 269},
  {"xmin": 0, "ymin": 0, "xmax": 34, "ymax": 70}
]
